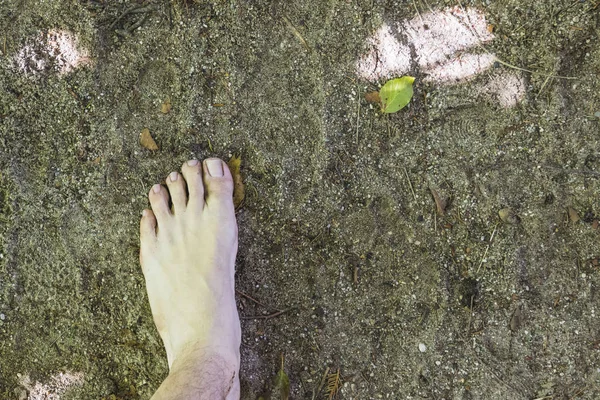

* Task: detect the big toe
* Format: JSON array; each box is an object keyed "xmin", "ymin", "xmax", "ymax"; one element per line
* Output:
[{"xmin": 203, "ymin": 158, "xmax": 234, "ymax": 210}]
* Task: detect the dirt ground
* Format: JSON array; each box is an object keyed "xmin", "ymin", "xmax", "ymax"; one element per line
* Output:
[{"xmin": 1, "ymin": 0, "xmax": 599, "ymax": 399}]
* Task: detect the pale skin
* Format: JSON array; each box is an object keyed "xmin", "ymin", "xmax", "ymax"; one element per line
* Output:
[{"xmin": 139, "ymin": 158, "xmax": 241, "ymax": 400}]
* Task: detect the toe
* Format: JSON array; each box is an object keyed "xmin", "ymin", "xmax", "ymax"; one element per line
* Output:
[
  {"xmin": 166, "ymin": 171, "xmax": 187, "ymax": 213},
  {"xmin": 149, "ymin": 183, "xmax": 172, "ymax": 223},
  {"xmin": 203, "ymin": 158, "xmax": 234, "ymax": 208},
  {"xmin": 181, "ymin": 159, "xmax": 204, "ymax": 210},
  {"xmin": 140, "ymin": 208, "xmax": 157, "ymax": 242},
  {"xmin": 139, "ymin": 209, "xmax": 157, "ymax": 267}
]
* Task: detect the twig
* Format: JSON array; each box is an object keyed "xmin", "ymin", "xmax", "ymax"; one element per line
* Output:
[
  {"xmin": 241, "ymin": 309, "xmax": 292, "ymax": 320},
  {"xmin": 420, "ymin": 0, "xmax": 435, "ymax": 14},
  {"xmin": 282, "ymin": 15, "xmax": 311, "ymax": 51},
  {"xmin": 236, "ymin": 289, "xmax": 281, "ymax": 312},
  {"xmin": 355, "ymin": 92, "xmax": 360, "ymax": 144},
  {"xmin": 536, "ymin": 74, "xmax": 553, "ymax": 97},
  {"xmin": 403, "ymin": 167, "xmax": 417, "ymax": 202},
  {"xmin": 476, "ymin": 223, "xmax": 498, "ymax": 273},
  {"xmin": 312, "ymin": 367, "xmax": 330, "ymax": 400},
  {"xmin": 386, "ymin": 115, "xmax": 391, "ymax": 138},
  {"xmin": 412, "ymin": 0, "xmax": 424, "ymax": 25},
  {"xmin": 466, "ymin": 294, "xmax": 474, "ymax": 335},
  {"xmin": 493, "ymin": 58, "xmax": 578, "ymax": 80},
  {"xmin": 109, "ymin": 5, "xmax": 138, "ymax": 29}
]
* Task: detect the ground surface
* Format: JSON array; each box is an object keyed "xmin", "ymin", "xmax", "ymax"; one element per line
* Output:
[{"xmin": 0, "ymin": 0, "xmax": 599, "ymax": 399}]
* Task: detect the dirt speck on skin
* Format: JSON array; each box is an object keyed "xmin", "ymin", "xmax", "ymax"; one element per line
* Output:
[{"xmin": 1, "ymin": 0, "xmax": 599, "ymax": 399}]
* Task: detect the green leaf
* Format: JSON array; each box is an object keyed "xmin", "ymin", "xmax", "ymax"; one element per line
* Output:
[
  {"xmin": 379, "ymin": 76, "xmax": 415, "ymax": 113},
  {"xmin": 272, "ymin": 354, "xmax": 290, "ymax": 400}
]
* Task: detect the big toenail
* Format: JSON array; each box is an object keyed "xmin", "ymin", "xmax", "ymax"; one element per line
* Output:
[
  {"xmin": 206, "ymin": 159, "xmax": 224, "ymax": 177},
  {"xmin": 152, "ymin": 184, "xmax": 161, "ymax": 193},
  {"xmin": 169, "ymin": 171, "xmax": 178, "ymax": 181},
  {"xmin": 187, "ymin": 159, "xmax": 199, "ymax": 166}
]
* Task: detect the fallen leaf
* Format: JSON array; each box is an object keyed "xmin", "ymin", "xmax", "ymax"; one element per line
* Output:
[
  {"xmin": 509, "ymin": 305, "xmax": 523, "ymax": 331},
  {"xmin": 568, "ymin": 207, "xmax": 580, "ymax": 223},
  {"xmin": 592, "ymin": 219, "xmax": 599, "ymax": 230},
  {"xmin": 227, "ymin": 155, "xmax": 245, "ymax": 208},
  {"xmin": 499, "ymin": 208, "xmax": 520, "ymax": 224},
  {"xmin": 140, "ymin": 128, "xmax": 159, "ymax": 151},
  {"xmin": 429, "ymin": 187, "xmax": 446, "ymax": 215},
  {"xmin": 326, "ymin": 369, "xmax": 341, "ymax": 400},
  {"xmin": 380, "ymin": 76, "xmax": 415, "ymax": 113},
  {"xmin": 365, "ymin": 91, "xmax": 381, "ymax": 105},
  {"xmin": 161, "ymin": 97, "xmax": 172, "ymax": 114},
  {"xmin": 487, "ymin": 24, "xmax": 495, "ymax": 33},
  {"xmin": 272, "ymin": 354, "xmax": 290, "ymax": 400}
]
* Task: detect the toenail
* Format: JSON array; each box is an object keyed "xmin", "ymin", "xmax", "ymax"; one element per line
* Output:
[
  {"xmin": 206, "ymin": 159, "xmax": 224, "ymax": 177},
  {"xmin": 169, "ymin": 171, "xmax": 178, "ymax": 182},
  {"xmin": 142, "ymin": 209, "xmax": 149, "ymax": 217},
  {"xmin": 152, "ymin": 184, "xmax": 161, "ymax": 194},
  {"xmin": 187, "ymin": 159, "xmax": 199, "ymax": 166}
]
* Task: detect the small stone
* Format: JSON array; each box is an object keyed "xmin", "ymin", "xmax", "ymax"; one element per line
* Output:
[
  {"xmin": 419, "ymin": 343, "xmax": 427, "ymax": 353},
  {"xmin": 0, "ymin": 313, "xmax": 5, "ymax": 320}
]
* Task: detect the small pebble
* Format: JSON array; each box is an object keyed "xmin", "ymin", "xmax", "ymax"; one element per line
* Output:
[
  {"xmin": 419, "ymin": 343, "xmax": 427, "ymax": 352},
  {"xmin": 0, "ymin": 313, "xmax": 5, "ymax": 320}
]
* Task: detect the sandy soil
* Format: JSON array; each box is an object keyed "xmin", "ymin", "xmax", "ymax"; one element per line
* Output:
[{"xmin": 0, "ymin": 0, "xmax": 599, "ymax": 399}]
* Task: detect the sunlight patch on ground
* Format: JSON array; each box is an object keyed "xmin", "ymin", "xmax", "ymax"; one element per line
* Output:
[
  {"xmin": 14, "ymin": 29, "xmax": 91, "ymax": 76},
  {"xmin": 482, "ymin": 71, "xmax": 526, "ymax": 107},
  {"xmin": 356, "ymin": 7, "xmax": 525, "ymax": 107},
  {"xmin": 357, "ymin": 7, "xmax": 495, "ymax": 83},
  {"xmin": 18, "ymin": 371, "xmax": 84, "ymax": 400}
]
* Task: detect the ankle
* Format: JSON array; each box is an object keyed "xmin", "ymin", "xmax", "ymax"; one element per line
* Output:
[{"xmin": 170, "ymin": 341, "xmax": 240, "ymax": 372}]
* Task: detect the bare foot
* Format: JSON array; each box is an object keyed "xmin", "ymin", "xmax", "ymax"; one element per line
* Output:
[{"xmin": 139, "ymin": 158, "xmax": 241, "ymax": 382}]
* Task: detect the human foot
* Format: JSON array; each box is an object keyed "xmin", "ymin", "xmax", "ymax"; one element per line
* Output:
[{"xmin": 139, "ymin": 158, "xmax": 241, "ymax": 374}]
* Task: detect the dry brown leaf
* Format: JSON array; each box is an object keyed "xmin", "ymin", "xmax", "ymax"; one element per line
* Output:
[
  {"xmin": 429, "ymin": 187, "xmax": 446, "ymax": 215},
  {"xmin": 365, "ymin": 91, "xmax": 381, "ymax": 105},
  {"xmin": 487, "ymin": 24, "xmax": 495, "ymax": 33},
  {"xmin": 568, "ymin": 207, "xmax": 580, "ymax": 223},
  {"xmin": 161, "ymin": 97, "xmax": 172, "ymax": 114},
  {"xmin": 509, "ymin": 305, "xmax": 523, "ymax": 332},
  {"xmin": 326, "ymin": 369, "xmax": 341, "ymax": 400},
  {"xmin": 140, "ymin": 128, "xmax": 159, "ymax": 151},
  {"xmin": 228, "ymin": 155, "xmax": 245, "ymax": 208}
]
